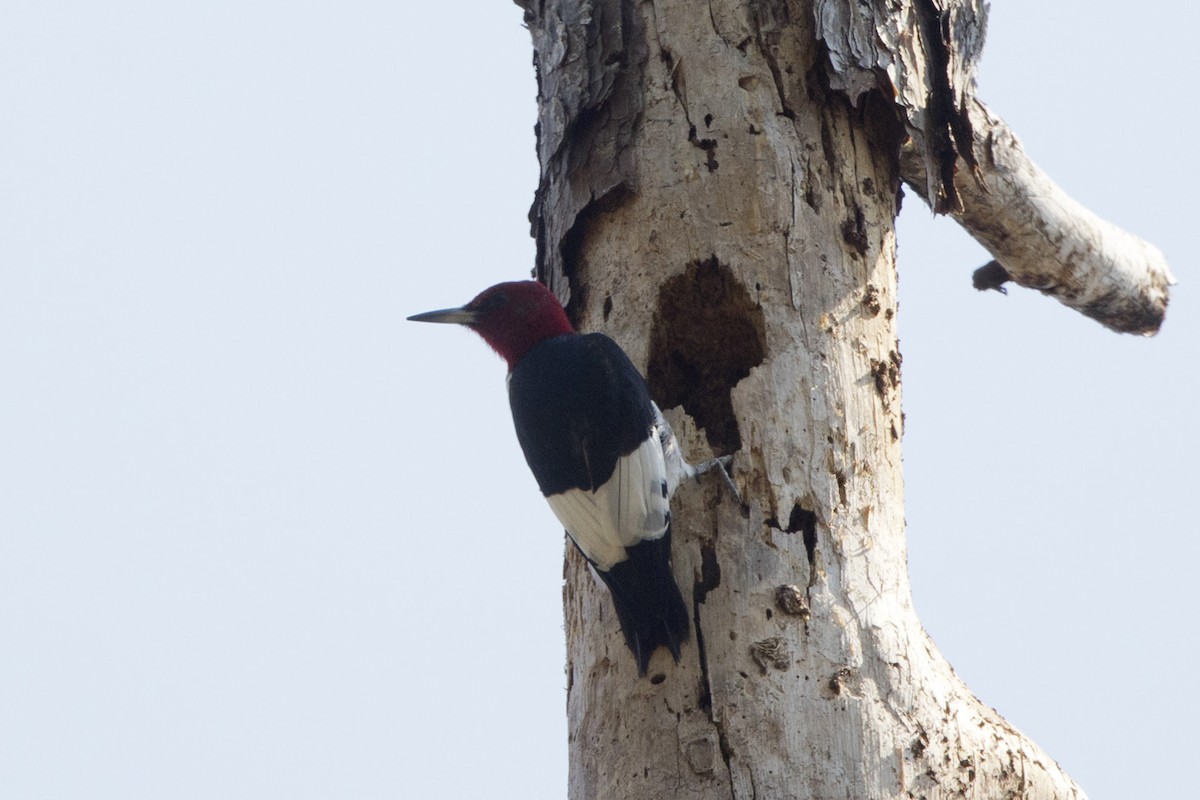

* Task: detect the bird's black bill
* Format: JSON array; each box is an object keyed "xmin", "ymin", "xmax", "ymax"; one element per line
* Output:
[{"xmin": 406, "ymin": 306, "xmax": 479, "ymax": 324}]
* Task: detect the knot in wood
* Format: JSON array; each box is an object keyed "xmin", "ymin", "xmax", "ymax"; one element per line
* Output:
[{"xmin": 750, "ymin": 636, "xmax": 790, "ymax": 673}]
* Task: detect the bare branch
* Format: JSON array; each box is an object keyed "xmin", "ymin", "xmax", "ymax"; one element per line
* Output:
[
  {"xmin": 902, "ymin": 99, "xmax": 1175, "ymax": 335},
  {"xmin": 814, "ymin": 0, "xmax": 1172, "ymax": 334}
]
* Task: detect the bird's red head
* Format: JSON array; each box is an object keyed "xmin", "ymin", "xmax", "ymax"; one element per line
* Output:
[{"xmin": 408, "ymin": 281, "xmax": 575, "ymax": 368}]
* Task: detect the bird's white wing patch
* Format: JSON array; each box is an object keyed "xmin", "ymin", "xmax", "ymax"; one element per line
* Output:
[
  {"xmin": 652, "ymin": 402, "xmax": 695, "ymax": 495},
  {"xmin": 546, "ymin": 434, "xmax": 671, "ymax": 571}
]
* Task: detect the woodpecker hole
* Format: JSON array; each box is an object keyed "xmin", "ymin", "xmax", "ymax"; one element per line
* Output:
[
  {"xmin": 647, "ymin": 257, "xmax": 765, "ymax": 455},
  {"xmin": 786, "ymin": 504, "xmax": 818, "ymax": 568}
]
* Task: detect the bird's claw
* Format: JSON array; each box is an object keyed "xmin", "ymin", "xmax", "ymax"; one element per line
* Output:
[{"xmin": 694, "ymin": 454, "xmax": 744, "ymax": 508}]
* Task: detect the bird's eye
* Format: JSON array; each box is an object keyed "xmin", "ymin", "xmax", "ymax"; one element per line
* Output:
[{"xmin": 477, "ymin": 291, "xmax": 506, "ymax": 312}]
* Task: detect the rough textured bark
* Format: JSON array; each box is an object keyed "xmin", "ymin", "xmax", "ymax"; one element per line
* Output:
[
  {"xmin": 515, "ymin": 0, "xmax": 1167, "ymax": 797},
  {"xmin": 814, "ymin": 0, "xmax": 1171, "ymax": 334}
]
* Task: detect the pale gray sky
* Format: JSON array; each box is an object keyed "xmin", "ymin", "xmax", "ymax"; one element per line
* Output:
[{"xmin": 2, "ymin": 2, "xmax": 1195, "ymax": 798}]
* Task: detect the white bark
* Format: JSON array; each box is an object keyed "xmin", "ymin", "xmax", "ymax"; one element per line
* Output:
[
  {"xmin": 515, "ymin": 0, "xmax": 1157, "ymax": 796},
  {"xmin": 901, "ymin": 99, "xmax": 1174, "ymax": 335},
  {"xmin": 815, "ymin": 0, "xmax": 1172, "ymax": 334}
]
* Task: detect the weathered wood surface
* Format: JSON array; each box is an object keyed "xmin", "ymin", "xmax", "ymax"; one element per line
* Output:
[
  {"xmin": 901, "ymin": 99, "xmax": 1173, "ymax": 335},
  {"xmin": 815, "ymin": 0, "xmax": 1171, "ymax": 333},
  {"xmin": 514, "ymin": 0, "xmax": 1162, "ymax": 796}
]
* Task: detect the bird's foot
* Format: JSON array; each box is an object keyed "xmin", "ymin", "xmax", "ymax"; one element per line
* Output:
[{"xmin": 693, "ymin": 454, "xmax": 744, "ymax": 508}]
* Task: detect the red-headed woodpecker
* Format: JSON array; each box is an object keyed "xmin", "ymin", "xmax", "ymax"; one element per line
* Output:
[{"xmin": 409, "ymin": 280, "xmax": 732, "ymax": 675}]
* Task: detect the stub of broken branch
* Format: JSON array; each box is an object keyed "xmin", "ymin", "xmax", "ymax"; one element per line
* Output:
[{"xmin": 901, "ymin": 99, "xmax": 1175, "ymax": 336}]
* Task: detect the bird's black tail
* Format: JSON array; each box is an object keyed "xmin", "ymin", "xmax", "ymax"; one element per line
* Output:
[{"xmin": 596, "ymin": 532, "xmax": 690, "ymax": 676}]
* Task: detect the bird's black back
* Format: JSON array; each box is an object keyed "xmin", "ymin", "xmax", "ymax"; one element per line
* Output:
[
  {"xmin": 508, "ymin": 333, "xmax": 655, "ymax": 496},
  {"xmin": 508, "ymin": 331, "xmax": 690, "ymax": 674}
]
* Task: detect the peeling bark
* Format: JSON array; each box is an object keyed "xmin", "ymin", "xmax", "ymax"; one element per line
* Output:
[
  {"xmin": 516, "ymin": 0, "xmax": 648, "ymax": 306},
  {"xmin": 515, "ymin": 0, "xmax": 1156, "ymax": 796},
  {"xmin": 812, "ymin": 0, "xmax": 1172, "ymax": 333},
  {"xmin": 815, "ymin": 0, "xmax": 988, "ymax": 213}
]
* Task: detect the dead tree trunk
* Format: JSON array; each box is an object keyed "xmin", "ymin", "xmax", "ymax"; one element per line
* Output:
[{"xmin": 515, "ymin": 1, "xmax": 1169, "ymax": 797}]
